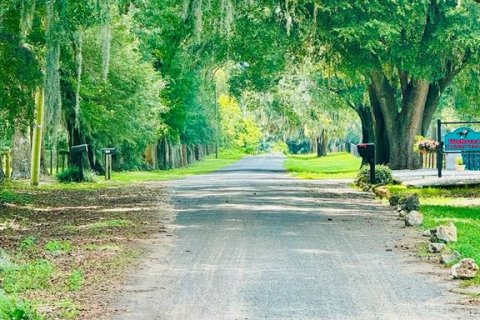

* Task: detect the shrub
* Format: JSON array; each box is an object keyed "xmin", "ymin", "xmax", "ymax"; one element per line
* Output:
[
  {"xmin": 1, "ymin": 259, "xmax": 55, "ymax": 293},
  {"xmin": 355, "ymin": 165, "xmax": 393, "ymax": 186},
  {"xmin": 271, "ymin": 141, "xmax": 289, "ymax": 154},
  {"xmin": 45, "ymin": 240, "xmax": 72, "ymax": 253},
  {"xmin": 0, "ymin": 293, "xmax": 43, "ymax": 320},
  {"xmin": 56, "ymin": 167, "xmax": 97, "ymax": 183},
  {"xmin": 68, "ymin": 269, "xmax": 84, "ymax": 291},
  {"xmin": 20, "ymin": 236, "xmax": 38, "ymax": 252}
]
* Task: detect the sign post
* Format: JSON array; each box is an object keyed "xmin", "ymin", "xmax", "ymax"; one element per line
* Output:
[{"xmin": 102, "ymin": 148, "xmax": 116, "ymax": 180}]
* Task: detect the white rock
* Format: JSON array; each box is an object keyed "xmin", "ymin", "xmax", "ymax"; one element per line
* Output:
[
  {"xmin": 422, "ymin": 230, "xmax": 432, "ymax": 237},
  {"xmin": 399, "ymin": 210, "xmax": 407, "ymax": 218},
  {"xmin": 405, "ymin": 211, "xmax": 423, "ymax": 227},
  {"xmin": 428, "ymin": 243, "xmax": 445, "ymax": 253},
  {"xmin": 432, "ymin": 222, "xmax": 457, "ymax": 243},
  {"xmin": 451, "ymin": 258, "xmax": 479, "ymax": 279},
  {"xmin": 441, "ymin": 251, "xmax": 461, "ymax": 265}
]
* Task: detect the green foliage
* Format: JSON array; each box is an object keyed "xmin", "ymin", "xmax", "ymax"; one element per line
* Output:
[
  {"xmin": 56, "ymin": 299, "xmax": 80, "ymax": 319},
  {"xmin": 0, "ymin": 292, "xmax": 43, "ymax": 320},
  {"xmin": 87, "ymin": 219, "xmax": 133, "ymax": 230},
  {"xmin": 355, "ymin": 165, "xmax": 393, "ymax": 186},
  {"xmin": 45, "ymin": 240, "xmax": 72, "ymax": 253},
  {"xmin": 20, "ymin": 236, "xmax": 38, "ymax": 252},
  {"xmin": 1, "ymin": 259, "xmax": 55, "ymax": 293},
  {"xmin": 0, "ymin": 190, "xmax": 31, "ymax": 205},
  {"xmin": 271, "ymin": 141, "xmax": 288, "ymax": 155},
  {"xmin": 56, "ymin": 167, "xmax": 97, "ymax": 183},
  {"xmin": 67, "ymin": 269, "xmax": 84, "ymax": 292},
  {"xmin": 218, "ymin": 94, "xmax": 263, "ymax": 154}
]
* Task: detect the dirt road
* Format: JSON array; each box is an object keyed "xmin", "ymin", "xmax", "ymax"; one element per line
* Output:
[{"xmin": 112, "ymin": 154, "xmax": 479, "ymax": 320}]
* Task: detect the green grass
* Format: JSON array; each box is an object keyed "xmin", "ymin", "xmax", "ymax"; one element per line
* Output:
[
  {"xmin": 45, "ymin": 240, "xmax": 72, "ymax": 253},
  {"xmin": 67, "ymin": 269, "xmax": 84, "ymax": 292},
  {"xmin": 86, "ymin": 219, "xmax": 134, "ymax": 230},
  {"xmin": 1, "ymin": 259, "xmax": 55, "ymax": 294},
  {"xmin": 390, "ymin": 185, "xmax": 480, "ymax": 286},
  {"xmin": 112, "ymin": 149, "xmax": 245, "ymax": 183},
  {"xmin": 285, "ymin": 153, "xmax": 361, "ymax": 179},
  {"xmin": 0, "ymin": 188, "xmax": 32, "ymax": 205},
  {"xmin": 0, "ymin": 293, "xmax": 43, "ymax": 320}
]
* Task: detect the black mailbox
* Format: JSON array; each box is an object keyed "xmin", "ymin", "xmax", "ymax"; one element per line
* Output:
[
  {"xmin": 357, "ymin": 143, "xmax": 376, "ymax": 184},
  {"xmin": 71, "ymin": 144, "xmax": 89, "ymax": 154},
  {"xmin": 357, "ymin": 143, "xmax": 375, "ymax": 162}
]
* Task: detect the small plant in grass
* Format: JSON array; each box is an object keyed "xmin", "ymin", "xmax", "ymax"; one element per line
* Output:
[
  {"xmin": 355, "ymin": 165, "xmax": 393, "ymax": 186},
  {"xmin": 45, "ymin": 240, "xmax": 72, "ymax": 253},
  {"xmin": 1, "ymin": 259, "xmax": 55, "ymax": 293},
  {"xmin": 88, "ymin": 219, "xmax": 133, "ymax": 230},
  {"xmin": 0, "ymin": 292, "xmax": 43, "ymax": 320},
  {"xmin": 67, "ymin": 269, "xmax": 84, "ymax": 291},
  {"xmin": 0, "ymin": 190, "xmax": 32, "ymax": 205},
  {"xmin": 20, "ymin": 236, "xmax": 38, "ymax": 251},
  {"xmin": 56, "ymin": 299, "xmax": 80, "ymax": 319},
  {"xmin": 57, "ymin": 167, "xmax": 98, "ymax": 183}
]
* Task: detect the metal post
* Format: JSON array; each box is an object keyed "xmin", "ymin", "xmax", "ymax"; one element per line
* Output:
[
  {"xmin": 370, "ymin": 161, "xmax": 376, "ymax": 184},
  {"xmin": 437, "ymin": 119, "xmax": 443, "ymax": 178},
  {"xmin": 50, "ymin": 149, "xmax": 53, "ymax": 176}
]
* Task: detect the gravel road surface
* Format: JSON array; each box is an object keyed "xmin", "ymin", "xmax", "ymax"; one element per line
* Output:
[{"xmin": 112, "ymin": 154, "xmax": 479, "ymax": 320}]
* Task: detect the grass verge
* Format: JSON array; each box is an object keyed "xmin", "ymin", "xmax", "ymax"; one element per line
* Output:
[
  {"xmin": 389, "ymin": 185, "xmax": 480, "ymax": 286},
  {"xmin": 285, "ymin": 152, "xmax": 361, "ymax": 179},
  {"xmin": 0, "ymin": 183, "xmax": 172, "ymax": 319}
]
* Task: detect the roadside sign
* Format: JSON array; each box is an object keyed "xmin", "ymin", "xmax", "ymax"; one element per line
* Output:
[{"xmin": 444, "ymin": 127, "xmax": 480, "ymax": 152}]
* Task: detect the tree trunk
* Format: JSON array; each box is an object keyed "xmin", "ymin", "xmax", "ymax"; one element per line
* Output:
[
  {"xmin": 371, "ymin": 72, "xmax": 431, "ymax": 169},
  {"xmin": 12, "ymin": 125, "xmax": 31, "ymax": 180},
  {"xmin": 316, "ymin": 130, "xmax": 328, "ymax": 157},
  {"xmin": 368, "ymin": 85, "xmax": 390, "ymax": 164},
  {"xmin": 356, "ymin": 104, "xmax": 375, "ymax": 144}
]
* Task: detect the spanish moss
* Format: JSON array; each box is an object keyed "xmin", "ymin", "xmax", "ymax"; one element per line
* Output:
[
  {"xmin": 99, "ymin": 0, "xmax": 111, "ymax": 81},
  {"xmin": 44, "ymin": 0, "xmax": 62, "ymax": 139},
  {"xmin": 194, "ymin": 0, "xmax": 203, "ymax": 39},
  {"xmin": 74, "ymin": 28, "xmax": 83, "ymax": 129},
  {"xmin": 19, "ymin": 0, "xmax": 36, "ymax": 40}
]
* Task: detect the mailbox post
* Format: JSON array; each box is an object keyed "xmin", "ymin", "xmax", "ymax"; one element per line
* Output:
[
  {"xmin": 70, "ymin": 144, "xmax": 89, "ymax": 180},
  {"xmin": 102, "ymin": 148, "xmax": 116, "ymax": 180},
  {"xmin": 358, "ymin": 143, "xmax": 376, "ymax": 184}
]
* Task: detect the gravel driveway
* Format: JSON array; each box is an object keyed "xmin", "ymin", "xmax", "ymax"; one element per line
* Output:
[{"xmin": 112, "ymin": 154, "xmax": 479, "ymax": 320}]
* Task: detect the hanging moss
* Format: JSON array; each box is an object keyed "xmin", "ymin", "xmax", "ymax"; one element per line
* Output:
[
  {"xmin": 19, "ymin": 0, "xmax": 36, "ymax": 40},
  {"xmin": 44, "ymin": 0, "xmax": 62, "ymax": 139},
  {"xmin": 100, "ymin": 0, "xmax": 111, "ymax": 81},
  {"xmin": 220, "ymin": 0, "xmax": 234, "ymax": 38},
  {"xmin": 181, "ymin": 0, "xmax": 190, "ymax": 20},
  {"xmin": 74, "ymin": 28, "xmax": 83, "ymax": 129},
  {"xmin": 194, "ymin": 0, "xmax": 203, "ymax": 39}
]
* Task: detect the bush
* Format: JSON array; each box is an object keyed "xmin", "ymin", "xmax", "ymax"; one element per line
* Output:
[
  {"xmin": 271, "ymin": 141, "xmax": 288, "ymax": 154},
  {"xmin": 56, "ymin": 167, "xmax": 97, "ymax": 183},
  {"xmin": 355, "ymin": 165, "xmax": 393, "ymax": 186},
  {"xmin": 0, "ymin": 293, "xmax": 43, "ymax": 320},
  {"xmin": 1, "ymin": 259, "xmax": 55, "ymax": 293}
]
